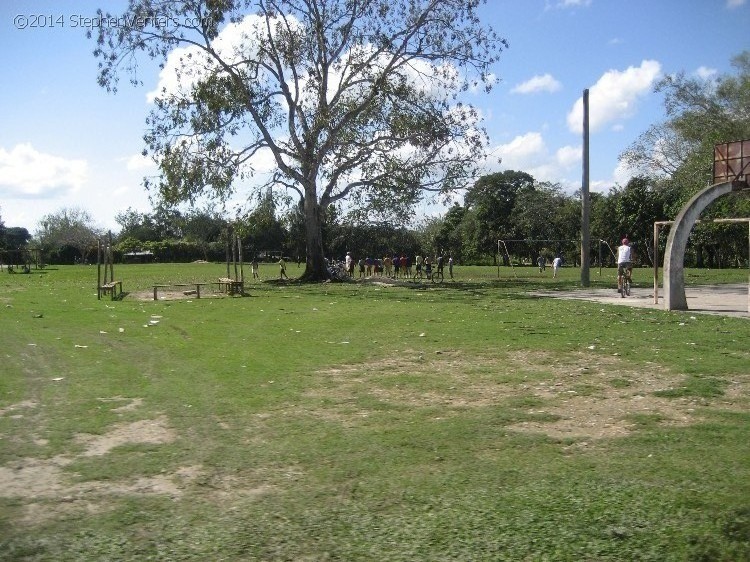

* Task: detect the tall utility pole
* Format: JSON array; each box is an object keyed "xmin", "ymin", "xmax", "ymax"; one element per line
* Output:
[{"xmin": 581, "ymin": 88, "xmax": 591, "ymax": 286}]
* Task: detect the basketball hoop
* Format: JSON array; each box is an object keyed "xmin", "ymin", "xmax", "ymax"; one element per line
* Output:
[{"xmin": 713, "ymin": 139, "xmax": 750, "ymax": 185}]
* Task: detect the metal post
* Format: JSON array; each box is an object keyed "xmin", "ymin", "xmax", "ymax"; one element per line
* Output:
[
  {"xmin": 497, "ymin": 240, "xmax": 500, "ymax": 278},
  {"xmin": 233, "ymin": 233, "xmax": 238, "ymax": 281},
  {"xmin": 654, "ymin": 223, "xmax": 659, "ymax": 304},
  {"xmin": 108, "ymin": 231, "xmax": 114, "ymax": 285},
  {"xmin": 581, "ymin": 89, "xmax": 591, "ymax": 286},
  {"xmin": 238, "ymin": 235, "xmax": 244, "ymax": 284},
  {"xmin": 225, "ymin": 225, "xmax": 231, "ymax": 278},
  {"xmin": 97, "ymin": 239, "xmax": 102, "ymax": 300}
]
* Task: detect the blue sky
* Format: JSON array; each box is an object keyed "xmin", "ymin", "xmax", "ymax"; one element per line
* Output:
[{"xmin": 1, "ymin": 0, "xmax": 748, "ymax": 234}]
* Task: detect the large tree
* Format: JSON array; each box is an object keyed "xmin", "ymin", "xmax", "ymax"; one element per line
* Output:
[
  {"xmin": 36, "ymin": 207, "xmax": 101, "ymax": 263},
  {"xmin": 463, "ymin": 170, "xmax": 535, "ymax": 262},
  {"xmin": 241, "ymin": 190, "xmax": 287, "ymax": 259},
  {"xmin": 620, "ymin": 50, "xmax": 750, "ymax": 206},
  {"xmin": 4, "ymin": 227, "xmax": 32, "ymax": 251},
  {"xmin": 93, "ymin": 0, "xmax": 506, "ymax": 280},
  {"xmin": 182, "ymin": 207, "xmax": 226, "ymax": 260}
]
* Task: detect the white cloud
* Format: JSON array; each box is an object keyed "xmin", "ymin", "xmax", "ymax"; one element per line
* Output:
[
  {"xmin": 240, "ymin": 146, "xmax": 278, "ymax": 175},
  {"xmin": 112, "ymin": 185, "xmax": 131, "ymax": 197},
  {"xmin": 494, "ymin": 132, "xmax": 547, "ymax": 167},
  {"xmin": 695, "ymin": 66, "xmax": 718, "ymax": 80},
  {"xmin": 0, "ymin": 143, "xmax": 87, "ymax": 199},
  {"xmin": 125, "ymin": 153, "xmax": 155, "ymax": 171},
  {"xmin": 727, "ymin": 0, "xmax": 746, "ymax": 9},
  {"xmin": 148, "ymin": 11, "xmax": 471, "ymax": 112},
  {"xmin": 546, "ymin": 0, "xmax": 592, "ymax": 9},
  {"xmin": 489, "ymin": 133, "xmax": 577, "ymax": 183},
  {"xmin": 612, "ymin": 160, "xmax": 635, "ymax": 187},
  {"xmin": 511, "ymin": 74, "xmax": 562, "ymax": 94},
  {"xmin": 567, "ymin": 60, "xmax": 662, "ymax": 134},
  {"xmin": 147, "ymin": 15, "xmax": 275, "ymax": 103},
  {"xmin": 589, "ymin": 179, "xmax": 612, "ymax": 193},
  {"xmin": 556, "ymin": 145, "xmax": 581, "ymax": 169}
]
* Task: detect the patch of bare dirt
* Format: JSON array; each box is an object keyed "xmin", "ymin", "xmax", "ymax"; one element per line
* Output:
[
  {"xmin": 97, "ymin": 396, "xmax": 144, "ymax": 413},
  {"xmin": 0, "ymin": 400, "xmax": 38, "ymax": 418},
  {"xmin": 0, "ymin": 397, "xmax": 196, "ymax": 526},
  {"xmin": 129, "ymin": 288, "xmax": 233, "ymax": 301},
  {"xmin": 74, "ymin": 415, "xmax": 175, "ymax": 457},
  {"xmin": 0, "ymin": 391, "xmax": 278, "ymax": 528},
  {"xmin": 307, "ymin": 350, "xmax": 749, "ymax": 439}
]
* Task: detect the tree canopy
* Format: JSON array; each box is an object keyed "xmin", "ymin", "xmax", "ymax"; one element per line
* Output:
[
  {"xmin": 93, "ymin": 0, "xmax": 507, "ymax": 280},
  {"xmin": 621, "ymin": 50, "xmax": 750, "ymax": 204},
  {"xmin": 619, "ymin": 50, "xmax": 750, "ymax": 267},
  {"xmin": 36, "ymin": 207, "xmax": 101, "ymax": 263}
]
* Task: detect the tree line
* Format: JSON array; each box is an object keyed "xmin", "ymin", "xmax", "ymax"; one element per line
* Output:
[
  {"xmin": 2, "ymin": 164, "xmax": 747, "ymax": 269},
  {"xmin": 3, "ymin": 47, "xmax": 748, "ymax": 270}
]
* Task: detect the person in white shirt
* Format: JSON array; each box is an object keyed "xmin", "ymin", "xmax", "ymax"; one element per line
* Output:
[
  {"xmin": 552, "ymin": 255, "xmax": 562, "ymax": 278},
  {"xmin": 617, "ymin": 238, "xmax": 633, "ymax": 294}
]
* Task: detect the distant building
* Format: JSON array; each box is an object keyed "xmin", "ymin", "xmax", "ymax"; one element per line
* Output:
[{"xmin": 123, "ymin": 250, "xmax": 155, "ymax": 263}]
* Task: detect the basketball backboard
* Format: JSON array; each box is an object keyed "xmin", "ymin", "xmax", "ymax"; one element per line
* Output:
[{"xmin": 714, "ymin": 139, "xmax": 750, "ymax": 183}]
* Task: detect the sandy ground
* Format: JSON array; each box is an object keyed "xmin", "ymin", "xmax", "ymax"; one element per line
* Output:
[{"xmin": 531, "ymin": 283, "xmax": 750, "ymax": 319}]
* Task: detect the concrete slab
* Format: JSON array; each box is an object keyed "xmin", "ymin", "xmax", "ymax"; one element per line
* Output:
[{"xmin": 531, "ymin": 283, "xmax": 749, "ymax": 319}]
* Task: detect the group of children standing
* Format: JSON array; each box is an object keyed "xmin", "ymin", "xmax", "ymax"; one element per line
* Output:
[{"xmin": 344, "ymin": 252, "xmax": 454, "ymax": 279}]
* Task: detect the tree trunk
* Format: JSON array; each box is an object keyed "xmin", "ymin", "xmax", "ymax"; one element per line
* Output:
[
  {"xmin": 695, "ymin": 244, "xmax": 704, "ymax": 268},
  {"xmin": 300, "ymin": 189, "xmax": 330, "ymax": 282}
]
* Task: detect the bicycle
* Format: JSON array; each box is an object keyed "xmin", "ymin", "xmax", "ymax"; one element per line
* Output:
[
  {"xmin": 620, "ymin": 268, "xmax": 632, "ymax": 297},
  {"xmin": 431, "ymin": 268, "xmax": 444, "ymax": 284}
]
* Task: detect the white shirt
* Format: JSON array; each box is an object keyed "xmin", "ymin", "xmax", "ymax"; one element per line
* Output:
[{"xmin": 617, "ymin": 244, "xmax": 632, "ymax": 264}]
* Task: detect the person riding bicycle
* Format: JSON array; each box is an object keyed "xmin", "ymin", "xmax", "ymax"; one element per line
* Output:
[
  {"xmin": 424, "ymin": 255, "xmax": 432, "ymax": 278},
  {"xmin": 617, "ymin": 238, "xmax": 633, "ymax": 295}
]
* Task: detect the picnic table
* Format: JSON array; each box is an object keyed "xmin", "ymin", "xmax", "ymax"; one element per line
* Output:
[
  {"xmin": 218, "ymin": 277, "xmax": 244, "ymax": 296},
  {"xmin": 98, "ymin": 280, "xmax": 123, "ymax": 300},
  {"xmin": 153, "ymin": 282, "xmax": 209, "ymax": 301}
]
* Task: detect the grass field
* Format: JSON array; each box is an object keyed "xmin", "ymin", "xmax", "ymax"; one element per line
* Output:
[{"xmin": 1, "ymin": 263, "xmax": 749, "ymax": 561}]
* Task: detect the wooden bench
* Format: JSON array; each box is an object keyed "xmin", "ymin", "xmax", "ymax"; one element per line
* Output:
[
  {"xmin": 153, "ymin": 282, "xmax": 210, "ymax": 301},
  {"xmin": 99, "ymin": 280, "xmax": 123, "ymax": 300},
  {"xmin": 218, "ymin": 277, "xmax": 244, "ymax": 296}
]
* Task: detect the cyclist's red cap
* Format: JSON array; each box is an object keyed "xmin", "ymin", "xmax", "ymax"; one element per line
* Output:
[{"xmin": 622, "ymin": 238, "xmax": 629, "ymax": 245}]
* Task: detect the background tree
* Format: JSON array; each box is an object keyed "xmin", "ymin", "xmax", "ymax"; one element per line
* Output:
[
  {"xmin": 620, "ymin": 50, "xmax": 750, "ymax": 268},
  {"xmin": 242, "ymin": 190, "xmax": 287, "ymax": 260},
  {"xmin": 115, "ymin": 208, "xmax": 160, "ymax": 242},
  {"xmin": 5, "ymin": 227, "xmax": 32, "ymax": 250},
  {"xmin": 413, "ymin": 216, "xmax": 444, "ymax": 260},
  {"xmin": 509, "ymin": 182, "xmax": 578, "ymax": 263},
  {"xmin": 432, "ymin": 203, "xmax": 467, "ymax": 262},
  {"xmin": 613, "ymin": 176, "xmax": 670, "ymax": 266},
  {"xmin": 93, "ymin": 0, "xmax": 506, "ymax": 281},
  {"xmin": 464, "ymin": 170, "xmax": 535, "ymax": 264},
  {"xmin": 0, "ymin": 218, "xmax": 32, "ymax": 267},
  {"xmin": 36, "ymin": 207, "xmax": 101, "ymax": 264},
  {"xmin": 181, "ymin": 208, "xmax": 226, "ymax": 261},
  {"xmin": 0, "ymin": 211, "xmax": 6, "ymax": 252},
  {"xmin": 621, "ymin": 50, "xmax": 750, "ymax": 207}
]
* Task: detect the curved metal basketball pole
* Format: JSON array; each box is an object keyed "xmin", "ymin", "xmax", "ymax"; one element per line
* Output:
[{"xmin": 663, "ymin": 180, "xmax": 748, "ymax": 310}]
